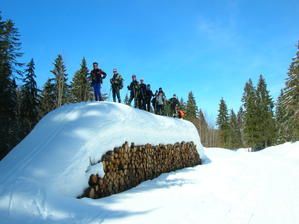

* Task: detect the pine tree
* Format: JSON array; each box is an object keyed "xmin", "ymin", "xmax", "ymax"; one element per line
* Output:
[
  {"xmin": 0, "ymin": 15, "xmax": 23, "ymax": 159},
  {"xmin": 242, "ymin": 79, "xmax": 259, "ymax": 150},
  {"xmin": 198, "ymin": 109, "xmax": 208, "ymax": 146},
  {"xmin": 275, "ymin": 90, "xmax": 288, "ymax": 143},
  {"xmin": 71, "ymin": 57, "xmax": 91, "ymax": 102},
  {"xmin": 256, "ymin": 75, "xmax": 276, "ymax": 148},
  {"xmin": 40, "ymin": 78, "xmax": 56, "ymax": 116},
  {"xmin": 164, "ymin": 102, "xmax": 172, "ymax": 117},
  {"xmin": 237, "ymin": 106, "xmax": 245, "ymax": 146},
  {"xmin": 51, "ymin": 54, "xmax": 69, "ymax": 108},
  {"xmin": 185, "ymin": 92, "xmax": 198, "ymax": 122},
  {"xmin": 229, "ymin": 109, "xmax": 242, "ymax": 149},
  {"xmin": 179, "ymin": 97, "xmax": 186, "ymax": 111},
  {"xmin": 281, "ymin": 43, "xmax": 299, "ymax": 141},
  {"xmin": 10, "ymin": 79, "xmax": 23, "ymax": 145},
  {"xmin": 20, "ymin": 59, "xmax": 40, "ymax": 136},
  {"xmin": 216, "ymin": 98, "xmax": 230, "ymax": 148}
]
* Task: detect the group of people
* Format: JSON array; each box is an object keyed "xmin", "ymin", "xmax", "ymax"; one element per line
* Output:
[{"xmin": 89, "ymin": 62, "xmax": 184, "ymax": 118}]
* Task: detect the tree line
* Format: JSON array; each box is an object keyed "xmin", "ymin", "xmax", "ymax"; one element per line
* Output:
[
  {"xmin": 216, "ymin": 44, "xmax": 299, "ymax": 150},
  {"xmin": 0, "ymin": 13, "xmax": 95, "ymax": 160},
  {"xmin": 182, "ymin": 44, "xmax": 299, "ymax": 150}
]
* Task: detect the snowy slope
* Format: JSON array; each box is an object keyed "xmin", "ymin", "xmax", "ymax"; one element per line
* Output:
[{"xmin": 0, "ymin": 102, "xmax": 204, "ymax": 223}]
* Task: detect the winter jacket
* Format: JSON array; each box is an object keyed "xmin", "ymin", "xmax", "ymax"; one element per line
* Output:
[
  {"xmin": 110, "ymin": 73, "xmax": 123, "ymax": 89},
  {"xmin": 139, "ymin": 83, "xmax": 147, "ymax": 99},
  {"xmin": 90, "ymin": 68, "xmax": 107, "ymax": 84},
  {"xmin": 156, "ymin": 94, "xmax": 165, "ymax": 106},
  {"xmin": 178, "ymin": 110, "xmax": 185, "ymax": 119},
  {"xmin": 169, "ymin": 97, "xmax": 180, "ymax": 109},
  {"xmin": 146, "ymin": 89, "xmax": 154, "ymax": 101},
  {"xmin": 128, "ymin": 80, "xmax": 139, "ymax": 93}
]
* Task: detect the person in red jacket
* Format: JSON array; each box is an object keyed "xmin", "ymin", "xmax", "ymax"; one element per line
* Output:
[
  {"xmin": 178, "ymin": 109, "xmax": 185, "ymax": 119},
  {"xmin": 90, "ymin": 62, "xmax": 107, "ymax": 101},
  {"xmin": 175, "ymin": 105, "xmax": 185, "ymax": 119}
]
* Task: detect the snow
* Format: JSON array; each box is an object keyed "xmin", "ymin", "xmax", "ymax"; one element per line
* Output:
[
  {"xmin": 0, "ymin": 102, "xmax": 203, "ymax": 198},
  {"xmin": 86, "ymin": 163, "xmax": 105, "ymax": 178},
  {"xmin": 0, "ymin": 102, "xmax": 298, "ymax": 224},
  {"xmin": 0, "ymin": 102, "xmax": 204, "ymax": 223}
]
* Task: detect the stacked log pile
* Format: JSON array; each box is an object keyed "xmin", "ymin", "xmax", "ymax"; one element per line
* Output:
[{"xmin": 81, "ymin": 141, "xmax": 201, "ymax": 199}]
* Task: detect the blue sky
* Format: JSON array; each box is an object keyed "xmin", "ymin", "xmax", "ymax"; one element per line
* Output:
[{"xmin": 2, "ymin": 0, "xmax": 299, "ymax": 123}]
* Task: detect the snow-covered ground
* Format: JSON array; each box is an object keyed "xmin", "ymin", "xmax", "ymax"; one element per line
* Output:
[
  {"xmin": 0, "ymin": 102, "xmax": 203, "ymax": 197},
  {"xmin": 0, "ymin": 102, "xmax": 298, "ymax": 224}
]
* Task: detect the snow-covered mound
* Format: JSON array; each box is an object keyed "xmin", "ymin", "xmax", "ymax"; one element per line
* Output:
[{"xmin": 0, "ymin": 102, "xmax": 203, "ymax": 198}]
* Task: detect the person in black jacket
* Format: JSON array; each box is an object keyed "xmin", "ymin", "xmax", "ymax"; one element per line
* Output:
[
  {"xmin": 127, "ymin": 75, "xmax": 139, "ymax": 108},
  {"xmin": 138, "ymin": 79, "xmax": 147, "ymax": 110},
  {"xmin": 169, "ymin": 94, "xmax": 180, "ymax": 116},
  {"xmin": 145, "ymin": 84, "xmax": 154, "ymax": 112},
  {"xmin": 90, "ymin": 62, "xmax": 107, "ymax": 101}
]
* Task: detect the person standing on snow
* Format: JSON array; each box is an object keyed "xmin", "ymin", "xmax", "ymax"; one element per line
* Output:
[
  {"xmin": 151, "ymin": 90, "xmax": 159, "ymax": 113},
  {"xmin": 90, "ymin": 62, "xmax": 107, "ymax": 101},
  {"xmin": 169, "ymin": 94, "xmax": 180, "ymax": 117},
  {"xmin": 110, "ymin": 68, "xmax": 123, "ymax": 103},
  {"xmin": 145, "ymin": 84, "xmax": 154, "ymax": 112},
  {"xmin": 155, "ymin": 91, "xmax": 166, "ymax": 115},
  {"xmin": 138, "ymin": 79, "xmax": 147, "ymax": 110},
  {"xmin": 127, "ymin": 75, "xmax": 139, "ymax": 108}
]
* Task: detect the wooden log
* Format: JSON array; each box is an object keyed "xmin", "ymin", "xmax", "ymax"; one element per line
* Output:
[
  {"xmin": 81, "ymin": 141, "xmax": 201, "ymax": 199},
  {"xmin": 89, "ymin": 187, "xmax": 96, "ymax": 199},
  {"xmin": 88, "ymin": 174, "xmax": 98, "ymax": 187}
]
